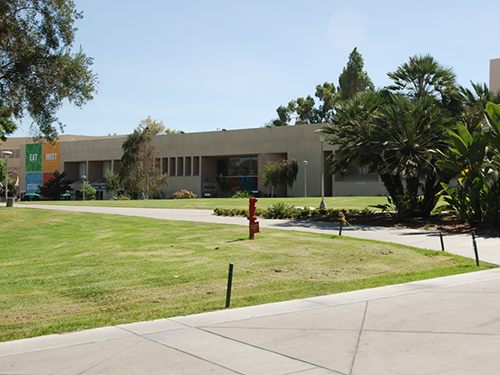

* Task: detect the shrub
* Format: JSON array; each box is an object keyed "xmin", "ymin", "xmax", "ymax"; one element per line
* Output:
[
  {"xmin": 360, "ymin": 207, "xmax": 374, "ymax": 216},
  {"xmin": 232, "ymin": 190, "xmax": 253, "ymax": 198},
  {"xmin": 293, "ymin": 207, "xmax": 311, "ymax": 219},
  {"xmin": 263, "ymin": 202, "xmax": 295, "ymax": 219},
  {"xmin": 173, "ymin": 189, "xmax": 197, "ymax": 199}
]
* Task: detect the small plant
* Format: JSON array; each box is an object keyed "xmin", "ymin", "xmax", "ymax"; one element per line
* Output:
[
  {"xmin": 232, "ymin": 190, "xmax": 252, "ymax": 198},
  {"xmin": 80, "ymin": 182, "xmax": 96, "ymax": 200},
  {"xmin": 360, "ymin": 207, "xmax": 374, "ymax": 216},
  {"xmin": 173, "ymin": 189, "xmax": 197, "ymax": 199},
  {"xmin": 263, "ymin": 202, "xmax": 295, "ymax": 219},
  {"xmin": 117, "ymin": 194, "xmax": 130, "ymax": 200},
  {"xmin": 293, "ymin": 207, "xmax": 311, "ymax": 219}
]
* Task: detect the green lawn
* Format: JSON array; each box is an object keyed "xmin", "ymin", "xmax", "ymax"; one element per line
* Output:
[
  {"xmin": 0, "ymin": 207, "xmax": 494, "ymax": 342},
  {"xmin": 18, "ymin": 196, "xmax": 389, "ymax": 210}
]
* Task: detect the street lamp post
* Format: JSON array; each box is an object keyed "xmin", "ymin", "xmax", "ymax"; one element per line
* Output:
[
  {"xmin": 314, "ymin": 130, "xmax": 327, "ymax": 209},
  {"xmin": 2, "ymin": 151, "xmax": 13, "ymax": 202},
  {"xmin": 82, "ymin": 175, "xmax": 86, "ymax": 201},
  {"xmin": 303, "ymin": 160, "xmax": 308, "ymax": 198}
]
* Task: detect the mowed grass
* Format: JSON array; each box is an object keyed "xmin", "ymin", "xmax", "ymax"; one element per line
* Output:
[
  {"xmin": 0, "ymin": 207, "xmax": 495, "ymax": 342},
  {"xmin": 18, "ymin": 196, "xmax": 389, "ymax": 210}
]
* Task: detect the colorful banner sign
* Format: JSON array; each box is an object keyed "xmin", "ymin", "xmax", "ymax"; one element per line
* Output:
[
  {"xmin": 26, "ymin": 144, "xmax": 42, "ymax": 172},
  {"xmin": 26, "ymin": 173, "xmax": 42, "ymax": 193},
  {"xmin": 43, "ymin": 172, "xmax": 54, "ymax": 184},
  {"xmin": 26, "ymin": 142, "xmax": 60, "ymax": 194},
  {"xmin": 42, "ymin": 143, "xmax": 60, "ymax": 171}
]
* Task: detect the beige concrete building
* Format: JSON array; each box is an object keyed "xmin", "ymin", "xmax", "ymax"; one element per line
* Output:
[
  {"xmin": 1, "ymin": 124, "xmax": 387, "ymax": 200},
  {"xmin": 490, "ymin": 58, "xmax": 500, "ymax": 93}
]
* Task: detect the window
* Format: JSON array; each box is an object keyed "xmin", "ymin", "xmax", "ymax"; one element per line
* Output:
[
  {"xmin": 185, "ymin": 157, "xmax": 191, "ymax": 176},
  {"xmin": 216, "ymin": 156, "xmax": 257, "ymax": 177},
  {"xmin": 347, "ymin": 165, "xmax": 375, "ymax": 175},
  {"xmin": 193, "ymin": 157, "xmax": 200, "ymax": 176},
  {"xmin": 102, "ymin": 161, "xmax": 111, "ymax": 178}
]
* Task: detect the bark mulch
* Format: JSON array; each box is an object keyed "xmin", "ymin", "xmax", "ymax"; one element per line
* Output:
[{"xmin": 317, "ymin": 212, "xmax": 500, "ymax": 238}]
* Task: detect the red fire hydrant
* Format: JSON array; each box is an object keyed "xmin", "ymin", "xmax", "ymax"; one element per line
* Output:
[{"xmin": 248, "ymin": 197, "xmax": 260, "ymax": 239}]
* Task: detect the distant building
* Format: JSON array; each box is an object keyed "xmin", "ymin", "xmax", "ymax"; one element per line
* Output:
[
  {"xmin": 490, "ymin": 58, "xmax": 500, "ymax": 93},
  {"xmin": 1, "ymin": 124, "xmax": 386, "ymax": 200}
]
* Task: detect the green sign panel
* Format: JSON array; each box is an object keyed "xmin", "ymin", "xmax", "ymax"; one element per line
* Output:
[{"xmin": 26, "ymin": 144, "xmax": 42, "ymax": 172}]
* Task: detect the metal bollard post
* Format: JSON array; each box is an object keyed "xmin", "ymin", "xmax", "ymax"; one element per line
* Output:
[
  {"xmin": 439, "ymin": 232, "xmax": 445, "ymax": 251},
  {"xmin": 225, "ymin": 263, "xmax": 234, "ymax": 308},
  {"xmin": 472, "ymin": 231, "xmax": 480, "ymax": 267}
]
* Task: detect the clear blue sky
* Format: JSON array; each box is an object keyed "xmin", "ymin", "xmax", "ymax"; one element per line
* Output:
[{"xmin": 11, "ymin": 0, "xmax": 500, "ymax": 137}]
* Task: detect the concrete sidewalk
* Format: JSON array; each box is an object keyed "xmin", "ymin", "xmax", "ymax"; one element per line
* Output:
[{"xmin": 2, "ymin": 205, "xmax": 500, "ymax": 374}]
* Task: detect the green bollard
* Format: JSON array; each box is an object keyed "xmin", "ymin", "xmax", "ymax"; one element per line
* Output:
[
  {"xmin": 225, "ymin": 263, "xmax": 234, "ymax": 308},
  {"xmin": 339, "ymin": 214, "xmax": 344, "ymax": 236},
  {"xmin": 472, "ymin": 231, "xmax": 480, "ymax": 267}
]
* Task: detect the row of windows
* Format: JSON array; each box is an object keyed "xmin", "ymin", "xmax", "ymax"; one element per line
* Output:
[
  {"xmin": 162, "ymin": 156, "xmax": 200, "ymax": 177},
  {"xmin": 1, "ymin": 149, "xmax": 20, "ymax": 158}
]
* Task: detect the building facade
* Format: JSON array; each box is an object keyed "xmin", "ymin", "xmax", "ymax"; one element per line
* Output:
[
  {"xmin": 490, "ymin": 58, "xmax": 500, "ymax": 93},
  {"xmin": 2, "ymin": 124, "xmax": 387, "ymax": 200}
]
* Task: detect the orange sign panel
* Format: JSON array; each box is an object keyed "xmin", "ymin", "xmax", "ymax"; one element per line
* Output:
[{"xmin": 42, "ymin": 142, "xmax": 60, "ymax": 171}]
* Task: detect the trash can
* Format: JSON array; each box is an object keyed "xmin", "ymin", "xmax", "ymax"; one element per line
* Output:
[{"xmin": 6, "ymin": 198, "xmax": 14, "ymax": 207}]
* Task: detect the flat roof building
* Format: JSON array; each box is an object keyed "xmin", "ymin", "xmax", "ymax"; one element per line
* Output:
[
  {"xmin": 490, "ymin": 58, "xmax": 500, "ymax": 93},
  {"xmin": 1, "ymin": 124, "xmax": 387, "ymax": 200}
]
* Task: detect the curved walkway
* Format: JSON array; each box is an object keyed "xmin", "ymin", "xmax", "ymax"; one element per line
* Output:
[{"xmin": 1, "ymin": 205, "xmax": 500, "ymax": 374}]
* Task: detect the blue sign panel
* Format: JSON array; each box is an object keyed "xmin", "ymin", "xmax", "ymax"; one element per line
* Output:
[{"xmin": 26, "ymin": 173, "xmax": 42, "ymax": 193}]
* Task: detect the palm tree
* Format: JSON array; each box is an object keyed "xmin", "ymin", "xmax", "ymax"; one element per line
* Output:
[
  {"xmin": 387, "ymin": 54, "xmax": 457, "ymax": 101},
  {"xmin": 324, "ymin": 91, "xmax": 409, "ymax": 206},
  {"xmin": 323, "ymin": 90, "xmax": 385, "ymax": 177},
  {"xmin": 380, "ymin": 94, "xmax": 454, "ymax": 215},
  {"xmin": 458, "ymin": 82, "xmax": 500, "ymax": 132}
]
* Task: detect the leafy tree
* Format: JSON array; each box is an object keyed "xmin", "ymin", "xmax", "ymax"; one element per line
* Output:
[
  {"xmin": 104, "ymin": 169, "xmax": 122, "ymax": 197},
  {"xmin": 262, "ymin": 161, "xmax": 281, "ymax": 197},
  {"xmin": 458, "ymin": 82, "xmax": 500, "ymax": 132},
  {"xmin": 262, "ymin": 158, "xmax": 298, "ymax": 197},
  {"xmin": 323, "ymin": 90, "xmax": 384, "ymax": 179},
  {"xmin": 0, "ymin": 0, "xmax": 97, "ymax": 141},
  {"xmin": 386, "ymin": 54, "xmax": 460, "ymax": 117},
  {"xmin": 267, "ymin": 48, "xmax": 373, "ymax": 127},
  {"xmin": 137, "ymin": 116, "xmax": 166, "ymax": 135},
  {"xmin": 38, "ymin": 170, "xmax": 71, "ymax": 200},
  {"xmin": 387, "ymin": 54, "xmax": 456, "ymax": 98},
  {"xmin": 119, "ymin": 119, "xmax": 169, "ymax": 199},
  {"xmin": 324, "ymin": 88, "xmax": 455, "ymax": 220},
  {"xmin": 438, "ymin": 103, "xmax": 500, "ymax": 228},
  {"xmin": 80, "ymin": 181, "xmax": 95, "ymax": 200},
  {"xmin": 137, "ymin": 116, "xmax": 183, "ymax": 135},
  {"xmin": 0, "ymin": 160, "xmax": 6, "ymax": 191},
  {"xmin": 164, "ymin": 127, "xmax": 183, "ymax": 134},
  {"xmin": 0, "ymin": 116, "xmax": 17, "ymax": 142},
  {"xmin": 338, "ymin": 47, "xmax": 374, "ymax": 101},
  {"xmin": 379, "ymin": 94, "xmax": 454, "ymax": 216},
  {"xmin": 0, "ymin": 176, "xmax": 16, "ymax": 198},
  {"xmin": 268, "ymin": 83, "xmax": 337, "ymax": 126},
  {"xmin": 438, "ymin": 123, "xmax": 491, "ymax": 224}
]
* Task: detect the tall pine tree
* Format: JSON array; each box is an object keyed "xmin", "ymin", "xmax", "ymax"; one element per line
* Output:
[{"xmin": 338, "ymin": 48, "xmax": 374, "ymax": 101}]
